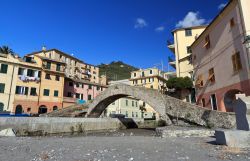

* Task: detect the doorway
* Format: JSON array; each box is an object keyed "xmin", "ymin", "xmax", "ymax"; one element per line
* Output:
[{"xmin": 210, "ymin": 94, "xmax": 218, "ymax": 110}]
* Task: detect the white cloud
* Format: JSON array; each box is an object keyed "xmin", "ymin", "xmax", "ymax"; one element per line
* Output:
[
  {"xmin": 155, "ymin": 26, "xmax": 165, "ymax": 32},
  {"xmin": 134, "ymin": 18, "xmax": 147, "ymax": 29},
  {"xmin": 218, "ymin": 3, "xmax": 226, "ymax": 10},
  {"xmin": 176, "ymin": 12, "xmax": 206, "ymax": 28}
]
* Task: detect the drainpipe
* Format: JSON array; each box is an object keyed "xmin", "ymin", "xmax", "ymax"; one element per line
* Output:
[{"xmin": 7, "ymin": 64, "xmax": 15, "ymax": 113}]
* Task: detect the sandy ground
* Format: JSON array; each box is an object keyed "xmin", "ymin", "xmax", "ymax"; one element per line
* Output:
[{"xmin": 0, "ymin": 129, "xmax": 249, "ymax": 161}]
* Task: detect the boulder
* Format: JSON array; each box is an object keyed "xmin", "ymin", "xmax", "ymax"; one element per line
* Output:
[{"xmin": 0, "ymin": 128, "xmax": 16, "ymax": 137}]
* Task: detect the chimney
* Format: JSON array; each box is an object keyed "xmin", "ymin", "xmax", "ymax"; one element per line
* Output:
[{"xmin": 42, "ymin": 46, "xmax": 46, "ymax": 51}]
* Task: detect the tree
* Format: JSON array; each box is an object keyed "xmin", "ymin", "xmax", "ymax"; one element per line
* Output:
[
  {"xmin": 166, "ymin": 76, "xmax": 193, "ymax": 90},
  {"xmin": 0, "ymin": 46, "xmax": 14, "ymax": 55}
]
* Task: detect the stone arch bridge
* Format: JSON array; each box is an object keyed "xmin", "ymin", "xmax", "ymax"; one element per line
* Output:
[{"xmin": 46, "ymin": 84, "xmax": 236, "ymax": 129}]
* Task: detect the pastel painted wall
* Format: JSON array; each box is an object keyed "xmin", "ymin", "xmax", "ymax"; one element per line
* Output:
[{"xmin": 192, "ymin": 0, "xmax": 250, "ymax": 112}]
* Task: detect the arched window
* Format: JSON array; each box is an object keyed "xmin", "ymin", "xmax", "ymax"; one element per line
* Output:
[
  {"xmin": 38, "ymin": 105, "xmax": 47, "ymax": 114},
  {"xmin": 0, "ymin": 102, "xmax": 4, "ymax": 112},
  {"xmin": 53, "ymin": 106, "xmax": 58, "ymax": 111},
  {"xmin": 15, "ymin": 105, "xmax": 23, "ymax": 114}
]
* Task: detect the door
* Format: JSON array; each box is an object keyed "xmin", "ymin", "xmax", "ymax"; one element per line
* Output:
[{"xmin": 210, "ymin": 94, "xmax": 218, "ymax": 110}]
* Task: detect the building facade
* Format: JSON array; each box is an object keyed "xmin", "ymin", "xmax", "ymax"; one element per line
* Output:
[
  {"xmin": 129, "ymin": 68, "xmax": 170, "ymax": 119},
  {"xmin": 27, "ymin": 48, "xmax": 99, "ymax": 83},
  {"xmin": 168, "ymin": 26, "xmax": 206, "ymax": 78},
  {"xmin": 191, "ymin": 0, "xmax": 250, "ymax": 112},
  {"xmin": 0, "ymin": 53, "xmax": 19, "ymax": 112},
  {"xmin": 63, "ymin": 78, "xmax": 107, "ymax": 107},
  {"xmin": 12, "ymin": 57, "xmax": 42, "ymax": 114},
  {"xmin": 103, "ymin": 97, "xmax": 143, "ymax": 118}
]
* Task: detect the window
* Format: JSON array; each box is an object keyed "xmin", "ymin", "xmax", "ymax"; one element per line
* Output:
[
  {"xmin": 67, "ymin": 92, "xmax": 72, "ymax": 97},
  {"xmin": 150, "ymin": 85, "xmax": 153, "ymax": 89},
  {"xmin": 195, "ymin": 75, "xmax": 204, "ymax": 87},
  {"xmin": 27, "ymin": 108, "xmax": 31, "ymax": 112},
  {"xmin": 55, "ymin": 75, "xmax": 60, "ymax": 81},
  {"xmin": 132, "ymin": 112, "xmax": 134, "ymax": 117},
  {"xmin": 0, "ymin": 83, "xmax": 5, "ymax": 93},
  {"xmin": 30, "ymin": 87, "xmax": 37, "ymax": 96},
  {"xmin": 142, "ymin": 72, "xmax": 145, "ymax": 77},
  {"xmin": 76, "ymin": 83, "xmax": 80, "ymax": 88},
  {"xmin": 230, "ymin": 18, "xmax": 235, "ymax": 28},
  {"xmin": 232, "ymin": 52, "xmax": 242, "ymax": 72},
  {"xmin": 76, "ymin": 93, "xmax": 81, "ymax": 99},
  {"xmin": 97, "ymin": 86, "xmax": 100, "ymax": 90},
  {"xmin": 69, "ymin": 82, "xmax": 73, "ymax": 86},
  {"xmin": 88, "ymin": 94, "xmax": 92, "ymax": 100},
  {"xmin": 43, "ymin": 89, "xmax": 50, "ymax": 96},
  {"xmin": 45, "ymin": 62, "xmax": 51, "ymax": 69},
  {"xmin": 135, "ymin": 101, "xmax": 138, "ymax": 107},
  {"xmin": 54, "ymin": 90, "xmax": 59, "ymax": 97},
  {"xmin": 208, "ymin": 68, "xmax": 215, "ymax": 83},
  {"xmin": 201, "ymin": 98, "xmax": 206, "ymax": 107},
  {"xmin": 204, "ymin": 35, "xmax": 210, "ymax": 49},
  {"xmin": 185, "ymin": 28, "xmax": 192, "ymax": 36},
  {"xmin": 56, "ymin": 64, "xmax": 61, "ymax": 71},
  {"xmin": 136, "ymin": 112, "xmax": 138, "ymax": 118},
  {"xmin": 27, "ymin": 69, "xmax": 34, "ymax": 77},
  {"xmin": 133, "ymin": 73, "xmax": 136, "ymax": 77},
  {"xmin": 53, "ymin": 106, "xmax": 58, "ymax": 111},
  {"xmin": 0, "ymin": 64, "xmax": 8, "ymax": 73},
  {"xmin": 148, "ymin": 78, "xmax": 151, "ymax": 83},
  {"xmin": 152, "ymin": 78, "xmax": 154, "ymax": 82},
  {"xmin": 125, "ymin": 111, "xmax": 128, "ymax": 117},
  {"xmin": 132, "ymin": 101, "xmax": 134, "ymax": 107},
  {"xmin": 126, "ymin": 100, "xmax": 128, "ymax": 106},
  {"xmin": 15, "ymin": 86, "xmax": 28, "ymax": 95},
  {"xmin": 18, "ymin": 68, "xmax": 24, "ymax": 75},
  {"xmin": 187, "ymin": 46, "xmax": 192, "ymax": 54},
  {"xmin": 45, "ymin": 74, "xmax": 51, "ymax": 80},
  {"xmin": 150, "ymin": 70, "xmax": 152, "ymax": 74},
  {"xmin": 88, "ymin": 85, "xmax": 92, "ymax": 89}
]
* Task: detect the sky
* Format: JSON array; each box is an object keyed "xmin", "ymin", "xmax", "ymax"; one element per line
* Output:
[{"xmin": 0, "ymin": 0, "xmax": 228, "ymax": 71}]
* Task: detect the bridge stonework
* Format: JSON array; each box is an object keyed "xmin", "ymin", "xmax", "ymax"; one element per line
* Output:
[{"xmin": 86, "ymin": 84, "xmax": 236, "ymax": 129}]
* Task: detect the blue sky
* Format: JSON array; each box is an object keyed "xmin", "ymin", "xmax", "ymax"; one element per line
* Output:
[{"xmin": 0, "ymin": 0, "xmax": 228, "ymax": 71}]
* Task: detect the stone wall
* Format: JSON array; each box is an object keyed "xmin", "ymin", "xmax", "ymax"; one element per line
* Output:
[{"xmin": 0, "ymin": 117, "xmax": 159, "ymax": 136}]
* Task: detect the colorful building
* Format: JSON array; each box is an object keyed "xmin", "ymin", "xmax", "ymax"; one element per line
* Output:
[
  {"xmin": 130, "ymin": 68, "xmax": 170, "ymax": 119},
  {"xmin": 0, "ymin": 53, "xmax": 19, "ymax": 112},
  {"xmin": 130, "ymin": 68, "xmax": 168, "ymax": 93},
  {"xmin": 63, "ymin": 78, "xmax": 107, "ymax": 107},
  {"xmin": 167, "ymin": 25, "xmax": 206, "ymax": 78},
  {"xmin": 191, "ymin": 0, "xmax": 250, "ymax": 112},
  {"xmin": 12, "ymin": 56, "xmax": 42, "ymax": 114}
]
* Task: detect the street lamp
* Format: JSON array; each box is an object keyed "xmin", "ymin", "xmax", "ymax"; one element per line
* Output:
[{"xmin": 244, "ymin": 35, "xmax": 250, "ymax": 49}]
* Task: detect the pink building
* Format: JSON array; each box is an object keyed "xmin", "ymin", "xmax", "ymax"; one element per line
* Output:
[
  {"xmin": 63, "ymin": 78, "xmax": 107, "ymax": 107},
  {"xmin": 191, "ymin": 0, "xmax": 250, "ymax": 112}
]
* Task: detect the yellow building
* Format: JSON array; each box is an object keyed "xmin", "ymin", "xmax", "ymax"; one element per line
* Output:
[
  {"xmin": 130, "ymin": 68, "xmax": 168, "ymax": 93},
  {"xmin": 31, "ymin": 55, "xmax": 65, "ymax": 114},
  {"xmin": 130, "ymin": 68, "xmax": 169, "ymax": 119},
  {"xmin": 168, "ymin": 26, "xmax": 206, "ymax": 78},
  {"xmin": 27, "ymin": 48, "xmax": 99, "ymax": 83},
  {"xmin": 13, "ymin": 57, "xmax": 42, "ymax": 114},
  {"xmin": 0, "ymin": 53, "xmax": 19, "ymax": 112}
]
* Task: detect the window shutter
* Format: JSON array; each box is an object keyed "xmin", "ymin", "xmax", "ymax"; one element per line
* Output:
[{"xmin": 25, "ymin": 87, "xmax": 29, "ymax": 95}]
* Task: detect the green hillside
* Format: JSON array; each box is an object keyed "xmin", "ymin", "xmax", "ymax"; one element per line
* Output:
[{"xmin": 98, "ymin": 61, "xmax": 138, "ymax": 81}]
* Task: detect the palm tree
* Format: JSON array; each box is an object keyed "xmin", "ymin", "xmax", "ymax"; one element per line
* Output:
[{"xmin": 0, "ymin": 46, "xmax": 14, "ymax": 55}]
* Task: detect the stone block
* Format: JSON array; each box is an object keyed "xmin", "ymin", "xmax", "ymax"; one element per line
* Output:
[
  {"xmin": 0, "ymin": 128, "xmax": 16, "ymax": 137},
  {"xmin": 234, "ymin": 95, "xmax": 250, "ymax": 131},
  {"xmin": 215, "ymin": 129, "xmax": 250, "ymax": 148}
]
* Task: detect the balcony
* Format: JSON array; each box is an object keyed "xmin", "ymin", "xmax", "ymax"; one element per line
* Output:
[
  {"xmin": 168, "ymin": 56, "xmax": 176, "ymax": 69},
  {"xmin": 167, "ymin": 39, "xmax": 175, "ymax": 53}
]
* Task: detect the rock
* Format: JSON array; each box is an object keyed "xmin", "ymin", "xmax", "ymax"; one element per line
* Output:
[
  {"xmin": 215, "ymin": 129, "xmax": 250, "ymax": 148},
  {"xmin": 0, "ymin": 128, "xmax": 16, "ymax": 136}
]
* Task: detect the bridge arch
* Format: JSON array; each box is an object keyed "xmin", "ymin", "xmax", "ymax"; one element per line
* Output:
[
  {"xmin": 86, "ymin": 84, "xmax": 167, "ymax": 118},
  {"xmin": 85, "ymin": 84, "xmax": 235, "ymax": 129}
]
